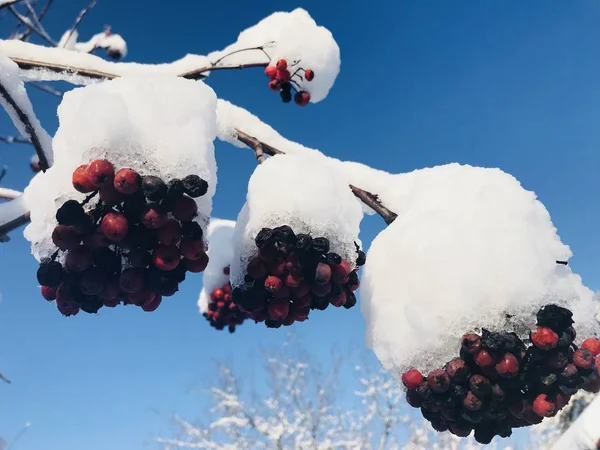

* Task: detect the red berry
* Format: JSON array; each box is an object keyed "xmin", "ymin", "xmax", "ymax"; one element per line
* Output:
[
  {"xmin": 265, "ymin": 66, "xmax": 278, "ymax": 79},
  {"xmin": 152, "ymin": 245, "xmax": 181, "ymax": 271},
  {"xmin": 185, "ymin": 253, "xmax": 209, "ymax": 273},
  {"xmin": 99, "ymin": 276, "xmax": 120, "ymax": 300},
  {"xmin": 142, "ymin": 294, "xmax": 162, "ymax": 312},
  {"xmin": 100, "ymin": 212, "xmax": 129, "ymax": 242},
  {"xmin": 469, "ymin": 374, "xmax": 492, "ymax": 397},
  {"xmin": 41, "ymin": 285, "xmax": 57, "ymax": 301},
  {"xmin": 304, "ymin": 69, "xmax": 314, "ymax": 81},
  {"xmin": 141, "ymin": 205, "xmax": 168, "ymax": 229},
  {"xmin": 495, "ymin": 353, "xmax": 520, "ymax": 378},
  {"xmin": 223, "ymin": 265, "xmax": 230, "ymax": 276},
  {"xmin": 129, "ymin": 289, "xmax": 156, "ymax": 307},
  {"xmin": 401, "ymin": 369, "xmax": 423, "ymax": 390},
  {"xmin": 461, "ymin": 334, "xmax": 482, "ymax": 354},
  {"xmin": 329, "ymin": 290, "xmax": 347, "ymax": 307},
  {"xmin": 66, "ymin": 245, "xmax": 93, "ymax": 272},
  {"xmin": 275, "ymin": 59, "xmax": 287, "ymax": 70},
  {"xmin": 213, "ymin": 288, "xmax": 224, "ymax": 300},
  {"xmin": 172, "ymin": 196, "xmax": 198, "ymax": 222},
  {"xmin": 72, "ymin": 164, "xmax": 96, "ymax": 193},
  {"xmin": 573, "ymin": 348, "xmax": 595, "ymax": 370},
  {"xmin": 113, "ymin": 168, "xmax": 141, "ymax": 195},
  {"xmin": 180, "ymin": 239, "xmax": 205, "ymax": 261},
  {"xmin": 532, "ymin": 394, "xmax": 556, "ymax": 417},
  {"xmin": 553, "ymin": 392, "xmax": 571, "ymax": 411},
  {"xmin": 314, "ymin": 262, "xmax": 331, "ymax": 285},
  {"xmin": 311, "ymin": 282, "xmax": 331, "ymax": 297},
  {"xmin": 99, "ymin": 183, "xmax": 125, "ymax": 206},
  {"xmin": 530, "ymin": 327, "xmax": 559, "ymax": 351},
  {"xmin": 405, "ymin": 390, "xmax": 422, "ymax": 408},
  {"xmin": 445, "ymin": 358, "xmax": 470, "ymax": 382},
  {"xmin": 268, "ymin": 79, "xmax": 281, "ymax": 91},
  {"xmin": 295, "ymin": 294, "xmax": 312, "ymax": 308},
  {"xmin": 268, "ymin": 299, "xmax": 289, "ymax": 320},
  {"xmin": 294, "ymin": 91, "xmax": 310, "ymax": 107},
  {"xmin": 582, "ymin": 338, "xmax": 600, "ymax": 357},
  {"xmin": 57, "ymin": 301, "xmax": 79, "ymax": 317},
  {"xmin": 427, "ymin": 369, "xmax": 451, "ymax": 393},
  {"xmin": 449, "ymin": 424, "xmax": 472, "ymax": 438},
  {"xmin": 264, "ymin": 276, "xmax": 283, "ymax": 294},
  {"xmin": 463, "ymin": 391, "xmax": 483, "ymax": 411},
  {"xmin": 103, "ymin": 297, "xmax": 121, "ymax": 308},
  {"xmin": 79, "ymin": 268, "xmax": 106, "ymax": 295},
  {"xmin": 86, "ymin": 159, "xmax": 115, "ymax": 188},
  {"xmin": 292, "ymin": 282, "xmax": 310, "ymax": 298},
  {"xmin": 246, "ymin": 257, "xmax": 268, "ymax": 279},
  {"xmin": 82, "ymin": 231, "xmax": 110, "ymax": 249},
  {"xmin": 223, "ymin": 284, "xmax": 231, "ymax": 294},
  {"xmin": 52, "ymin": 225, "xmax": 80, "ymax": 250},
  {"xmin": 348, "ymin": 277, "xmax": 360, "ymax": 292},
  {"xmin": 157, "ymin": 219, "xmax": 181, "ymax": 246},
  {"xmin": 474, "ymin": 350, "xmax": 496, "ymax": 368},
  {"xmin": 331, "ymin": 260, "xmax": 351, "ymax": 284},
  {"xmin": 277, "ymin": 69, "xmax": 290, "ymax": 82},
  {"xmin": 119, "ymin": 268, "xmax": 145, "ymax": 294}
]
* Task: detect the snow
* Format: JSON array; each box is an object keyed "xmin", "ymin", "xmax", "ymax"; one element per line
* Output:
[
  {"xmin": 0, "ymin": 188, "xmax": 22, "ymax": 199},
  {"xmin": 23, "ymin": 76, "xmax": 218, "ymax": 262},
  {"xmin": 360, "ymin": 164, "xmax": 600, "ymax": 374},
  {"xmin": 0, "ymin": 54, "xmax": 53, "ymax": 166},
  {"xmin": 230, "ymin": 153, "xmax": 363, "ymax": 287},
  {"xmin": 197, "ymin": 218, "xmax": 235, "ymax": 314},
  {"xmin": 1, "ymin": 9, "xmax": 340, "ymax": 103},
  {"xmin": 58, "ymin": 30, "xmax": 128, "ymax": 58},
  {"xmin": 551, "ymin": 393, "xmax": 600, "ymax": 450},
  {"xmin": 0, "ymin": 195, "xmax": 28, "ymax": 229}
]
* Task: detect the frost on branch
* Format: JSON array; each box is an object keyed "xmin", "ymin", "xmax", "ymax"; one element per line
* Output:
[
  {"xmin": 198, "ymin": 218, "xmax": 236, "ymax": 314},
  {"xmin": 0, "ymin": 54, "xmax": 53, "ymax": 168},
  {"xmin": 23, "ymin": 76, "xmax": 218, "ymax": 264},
  {"xmin": 361, "ymin": 163, "xmax": 599, "ymax": 375}
]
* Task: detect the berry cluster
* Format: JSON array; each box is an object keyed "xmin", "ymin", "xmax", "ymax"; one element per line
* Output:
[
  {"xmin": 203, "ymin": 265, "xmax": 250, "ymax": 333},
  {"xmin": 231, "ymin": 225, "xmax": 365, "ymax": 328},
  {"xmin": 401, "ymin": 305, "xmax": 600, "ymax": 444},
  {"xmin": 265, "ymin": 59, "xmax": 313, "ymax": 106},
  {"xmin": 36, "ymin": 159, "xmax": 210, "ymax": 316}
]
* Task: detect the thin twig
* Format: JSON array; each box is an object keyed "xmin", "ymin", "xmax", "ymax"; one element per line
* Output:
[
  {"xmin": 29, "ymin": 81, "xmax": 63, "ymax": 97},
  {"xmin": 0, "ymin": 135, "xmax": 31, "ymax": 144},
  {"xmin": 180, "ymin": 62, "xmax": 269, "ymax": 80},
  {"xmin": 234, "ymin": 129, "xmax": 398, "ymax": 224},
  {"xmin": 23, "ymin": 0, "xmax": 55, "ymax": 46},
  {"xmin": 9, "ymin": 5, "xmax": 55, "ymax": 46},
  {"xmin": 63, "ymin": 0, "xmax": 97, "ymax": 47},
  {"xmin": 0, "ymin": 166, "xmax": 6, "ymax": 184},
  {"xmin": 0, "ymin": 210, "xmax": 30, "ymax": 236},
  {"xmin": 10, "ymin": 56, "xmax": 118, "ymax": 80},
  {"xmin": 0, "ymin": 372, "xmax": 11, "ymax": 384},
  {"xmin": 0, "ymin": 79, "xmax": 50, "ymax": 170},
  {"xmin": 20, "ymin": 0, "xmax": 55, "ymax": 41},
  {"xmin": 0, "ymin": 0, "xmax": 24, "ymax": 10}
]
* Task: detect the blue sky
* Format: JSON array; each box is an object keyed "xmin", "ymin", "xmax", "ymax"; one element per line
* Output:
[{"xmin": 1, "ymin": 0, "xmax": 600, "ymax": 449}]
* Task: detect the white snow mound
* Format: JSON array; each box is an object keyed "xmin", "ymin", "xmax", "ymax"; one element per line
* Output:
[
  {"xmin": 198, "ymin": 218, "xmax": 236, "ymax": 314},
  {"xmin": 230, "ymin": 153, "xmax": 363, "ymax": 287},
  {"xmin": 361, "ymin": 163, "xmax": 599, "ymax": 374},
  {"xmin": 23, "ymin": 76, "xmax": 218, "ymax": 262},
  {"xmin": 208, "ymin": 8, "xmax": 340, "ymax": 103}
]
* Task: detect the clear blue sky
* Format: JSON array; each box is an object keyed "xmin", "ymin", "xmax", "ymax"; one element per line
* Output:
[{"xmin": 1, "ymin": 1, "xmax": 600, "ymax": 449}]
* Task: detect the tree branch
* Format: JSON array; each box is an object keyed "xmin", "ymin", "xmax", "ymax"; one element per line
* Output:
[
  {"xmin": 63, "ymin": 0, "xmax": 97, "ymax": 47},
  {"xmin": 9, "ymin": 5, "xmax": 55, "ymax": 46},
  {"xmin": 20, "ymin": 0, "xmax": 55, "ymax": 41},
  {"xmin": 0, "ymin": 78, "xmax": 50, "ymax": 170},
  {"xmin": 0, "ymin": 188, "xmax": 22, "ymax": 200}
]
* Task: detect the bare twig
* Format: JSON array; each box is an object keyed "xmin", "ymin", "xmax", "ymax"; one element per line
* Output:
[
  {"xmin": 180, "ymin": 62, "xmax": 268, "ymax": 80},
  {"xmin": 9, "ymin": 5, "xmax": 55, "ymax": 46},
  {"xmin": 0, "ymin": 135, "xmax": 31, "ymax": 144},
  {"xmin": 0, "ymin": 372, "xmax": 11, "ymax": 384},
  {"xmin": 0, "ymin": 0, "xmax": 24, "ymax": 10},
  {"xmin": 0, "ymin": 166, "xmax": 6, "ymax": 184},
  {"xmin": 0, "ymin": 79, "xmax": 50, "ymax": 170},
  {"xmin": 29, "ymin": 81, "xmax": 63, "ymax": 97},
  {"xmin": 63, "ymin": 0, "xmax": 97, "ymax": 48},
  {"xmin": 20, "ymin": 0, "xmax": 55, "ymax": 41}
]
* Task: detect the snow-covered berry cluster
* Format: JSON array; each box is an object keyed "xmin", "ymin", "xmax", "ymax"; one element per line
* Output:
[
  {"xmin": 37, "ymin": 158, "xmax": 210, "ymax": 316},
  {"xmin": 231, "ymin": 225, "xmax": 364, "ymax": 328},
  {"xmin": 401, "ymin": 304, "xmax": 600, "ymax": 444},
  {"xmin": 203, "ymin": 265, "xmax": 250, "ymax": 333},
  {"xmin": 265, "ymin": 59, "xmax": 313, "ymax": 106}
]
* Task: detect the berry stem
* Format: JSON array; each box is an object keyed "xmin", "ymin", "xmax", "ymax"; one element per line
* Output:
[{"xmin": 80, "ymin": 190, "xmax": 98, "ymax": 206}]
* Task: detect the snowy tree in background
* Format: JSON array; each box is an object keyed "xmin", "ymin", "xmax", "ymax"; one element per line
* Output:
[{"xmin": 0, "ymin": 1, "xmax": 600, "ymax": 447}]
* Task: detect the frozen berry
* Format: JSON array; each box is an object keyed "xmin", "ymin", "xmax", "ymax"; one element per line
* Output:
[
  {"xmin": 180, "ymin": 239, "xmax": 205, "ymax": 261},
  {"xmin": 140, "ymin": 205, "xmax": 167, "ymax": 229},
  {"xmin": 114, "ymin": 168, "xmax": 141, "ymax": 194},
  {"xmin": 532, "ymin": 394, "xmax": 556, "ymax": 417},
  {"xmin": 264, "ymin": 276, "xmax": 283, "ymax": 294},
  {"xmin": 172, "ymin": 196, "xmax": 198, "ymax": 222},
  {"xmin": 40, "ymin": 285, "xmax": 57, "ymax": 301},
  {"xmin": 573, "ymin": 348, "xmax": 595, "ymax": 370},
  {"xmin": 427, "ymin": 369, "xmax": 450, "ymax": 393},
  {"xmin": 152, "ymin": 245, "xmax": 181, "ymax": 271},
  {"xmin": 119, "ymin": 268, "xmax": 145, "ymax": 294},
  {"xmin": 304, "ymin": 69, "xmax": 314, "ymax": 81},
  {"xmin": 79, "ymin": 268, "xmax": 106, "ymax": 296},
  {"xmin": 52, "ymin": 225, "xmax": 80, "ymax": 250},
  {"xmin": 223, "ymin": 266, "xmax": 230, "ymax": 276},
  {"xmin": 100, "ymin": 212, "xmax": 129, "ymax": 242},
  {"xmin": 66, "ymin": 245, "xmax": 93, "ymax": 272},
  {"xmin": 99, "ymin": 276, "xmax": 120, "ymax": 301},
  {"xmin": 276, "ymin": 59, "xmax": 287, "ymax": 70},
  {"xmin": 129, "ymin": 289, "xmax": 156, "ymax": 307},
  {"xmin": 446, "ymin": 358, "xmax": 470, "ymax": 382},
  {"xmin": 461, "ymin": 334, "xmax": 482, "ymax": 354},
  {"xmin": 246, "ymin": 257, "xmax": 268, "ymax": 280},
  {"xmin": 265, "ymin": 66, "xmax": 278, "ymax": 79},
  {"xmin": 268, "ymin": 299, "xmax": 289, "ymax": 320},
  {"xmin": 99, "ymin": 184, "xmax": 125, "ymax": 206},
  {"xmin": 469, "ymin": 375, "xmax": 492, "ymax": 397},
  {"xmin": 56, "ymin": 200, "xmax": 86, "ymax": 226},
  {"xmin": 331, "ymin": 260, "xmax": 351, "ymax": 284},
  {"xmin": 269, "ymin": 79, "xmax": 281, "ymax": 91},
  {"xmin": 463, "ymin": 391, "xmax": 483, "ymax": 411},
  {"xmin": 329, "ymin": 290, "xmax": 347, "ymax": 307},
  {"xmin": 280, "ymin": 90, "xmax": 292, "ymax": 103},
  {"xmin": 475, "ymin": 350, "xmax": 496, "ymax": 368},
  {"xmin": 582, "ymin": 338, "xmax": 600, "ymax": 357},
  {"xmin": 343, "ymin": 290, "xmax": 357, "ymax": 309},
  {"xmin": 57, "ymin": 301, "xmax": 79, "ymax": 317},
  {"xmin": 314, "ymin": 262, "xmax": 331, "ymax": 284},
  {"xmin": 79, "ymin": 296, "xmax": 104, "ymax": 314},
  {"xmin": 402, "ymin": 369, "xmax": 423, "ymax": 390},
  {"xmin": 141, "ymin": 176, "xmax": 167, "ymax": 201},
  {"xmin": 182, "ymin": 175, "xmax": 208, "ymax": 198},
  {"xmin": 37, "ymin": 261, "xmax": 64, "ymax": 287},
  {"xmin": 142, "ymin": 294, "xmax": 162, "ymax": 312},
  {"xmin": 86, "ymin": 159, "xmax": 115, "ymax": 188},
  {"xmin": 495, "ymin": 353, "xmax": 519, "ymax": 378},
  {"xmin": 531, "ymin": 327, "xmax": 559, "ymax": 351},
  {"xmin": 185, "ymin": 253, "xmax": 209, "ymax": 273},
  {"xmin": 294, "ymin": 91, "xmax": 310, "ymax": 107},
  {"xmin": 72, "ymin": 164, "xmax": 96, "ymax": 193},
  {"xmin": 311, "ymin": 282, "xmax": 331, "ymax": 297}
]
